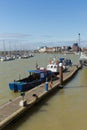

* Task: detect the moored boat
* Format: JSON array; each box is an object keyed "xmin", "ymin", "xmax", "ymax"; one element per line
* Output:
[
  {"xmin": 47, "ymin": 58, "xmax": 71, "ymax": 74},
  {"xmin": 9, "ymin": 69, "xmax": 52, "ymax": 92},
  {"xmin": 0, "ymin": 56, "xmax": 6, "ymax": 61},
  {"xmin": 47, "ymin": 58, "xmax": 59, "ymax": 74},
  {"xmin": 79, "ymin": 52, "xmax": 87, "ymax": 67},
  {"xmin": 0, "ymin": 55, "xmax": 15, "ymax": 61}
]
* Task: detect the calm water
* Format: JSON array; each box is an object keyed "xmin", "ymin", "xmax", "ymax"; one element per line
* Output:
[{"xmin": 1, "ymin": 53, "xmax": 87, "ymax": 130}]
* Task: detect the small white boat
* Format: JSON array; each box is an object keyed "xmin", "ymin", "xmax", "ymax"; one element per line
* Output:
[
  {"xmin": 47, "ymin": 58, "xmax": 67, "ymax": 74},
  {"xmin": 0, "ymin": 55, "xmax": 15, "ymax": 61},
  {"xmin": 79, "ymin": 52, "xmax": 87, "ymax": 60},
  {"xmin": 0, "ymin": 56, "xmax": 6, "ymax": 61},
  {"xmin": 47, "ymin": 61, "xmax": 58, "ymax": 74},
  {"xmin": 79, "ymin": 52, "xmax": 87, "ymax": 66}
]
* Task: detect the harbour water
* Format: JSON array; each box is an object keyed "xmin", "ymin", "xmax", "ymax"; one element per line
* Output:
[{"xmin": 1, "ymin": 53, "xmax": 87, "ymax": 130}]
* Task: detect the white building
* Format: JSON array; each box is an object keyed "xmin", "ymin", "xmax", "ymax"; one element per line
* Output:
[{"xmin": 38, "ymin": 46, "xmax": 47, "ymax": 52}]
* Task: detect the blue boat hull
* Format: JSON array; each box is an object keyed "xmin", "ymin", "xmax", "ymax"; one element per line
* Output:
[
  {"xmin": 9, "ymin": 79, "xmax": 42, "ymax": 92},
  {"xmin": 9, "ymin": 69, "xmax": 52, "ymax": 92}
]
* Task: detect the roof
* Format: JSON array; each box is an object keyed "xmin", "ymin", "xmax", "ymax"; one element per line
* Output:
[{"xmin": 27, "ymin": 70, "xmax": 42, "ymax": 73}]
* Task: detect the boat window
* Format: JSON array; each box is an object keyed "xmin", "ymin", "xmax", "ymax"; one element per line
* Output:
[
  {"xmin": 51, "ymin": 66, "xmax": 53, "ymax": 68},
  {"xmin": 54, "ymin": 66, "xmax": 57, "ymax": 68},
  {"xmin": 41, "ymin": 73, "xmax": 44, "ymax": 78}
]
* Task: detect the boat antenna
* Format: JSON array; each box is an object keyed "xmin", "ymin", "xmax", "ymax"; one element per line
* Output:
[{"xmin": 36, "ymin": 61, "xmax": 39, "ymax": 70}]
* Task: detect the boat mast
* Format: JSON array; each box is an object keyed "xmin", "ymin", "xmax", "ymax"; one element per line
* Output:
[
  {"xmin": 9, "ymin": 41, "xmax": 11, "ymax": 57},
  {"xmin": 3, "ymin": 40, "xmax": 6, "ymax": 56}
]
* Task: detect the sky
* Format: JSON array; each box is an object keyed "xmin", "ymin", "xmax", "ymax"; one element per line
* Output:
[{"xmin": 0, "ymin": 0, "xmax": 87, "ymax": 50}]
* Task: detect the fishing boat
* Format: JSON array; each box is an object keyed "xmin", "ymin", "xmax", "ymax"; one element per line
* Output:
[
  {"xmin": 9, "ymin": 69, "xmax": 52, "ymax": 92},
  {"xmin": 47, "ymin": 58, "xmax": 72, "ymax": 74},
  {"xmin": 59, "ymin": 58, "xmax": 72, "ymax": 66},
  {"xmin": 47, "ymin": 58, "xmax": 59, "ymax": 74}
]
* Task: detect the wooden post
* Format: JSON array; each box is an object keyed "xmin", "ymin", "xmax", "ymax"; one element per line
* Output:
[
  {"xmin": 49, "ymin": 78, "xmax": 53, "ymax": 89},
  {"xmin": 59, "ymin": 63, "xmax": 63, "ymax": 88}
]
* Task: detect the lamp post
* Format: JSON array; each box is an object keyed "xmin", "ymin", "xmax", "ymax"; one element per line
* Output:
[
  {"xmin": 59, "ymin": 62, "xmax": 63, "ymax": 88},
  {"xmin": 20, "ymin": 92, "xmax": 25, "ymax": 100},
  {"xmin": 78, "ymin": 33, "xmax": 80, "ymax": 45}
]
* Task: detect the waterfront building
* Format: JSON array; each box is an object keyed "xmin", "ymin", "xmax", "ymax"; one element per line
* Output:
[{"xmin": 72, "ymin": 43, "xmax": 80, "ymax": 52}]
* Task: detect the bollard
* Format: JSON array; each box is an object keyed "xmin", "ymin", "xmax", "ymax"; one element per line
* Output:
[
  {"xmin": 19, "ymin": 100, "xmax": 27, "ymax": 107},
  {"xmin": 59, "ymin": 62, "xmax": 63, "ymax": 88},
  {"xmin": 20, "ymin": 92, "xmax": 25, "ymax": 100},
  {"xmin": 32, "ymin": 94, "xmax": 38, "ymax": 100},
  {"xmin": 45, "ymin": 78, "xmax": 48, "ymax": 91}
]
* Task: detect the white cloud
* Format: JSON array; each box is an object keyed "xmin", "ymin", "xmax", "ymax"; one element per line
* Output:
[{"xmin": 0, "ymin": 33, "xmax": 32, "ymax": 39}]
